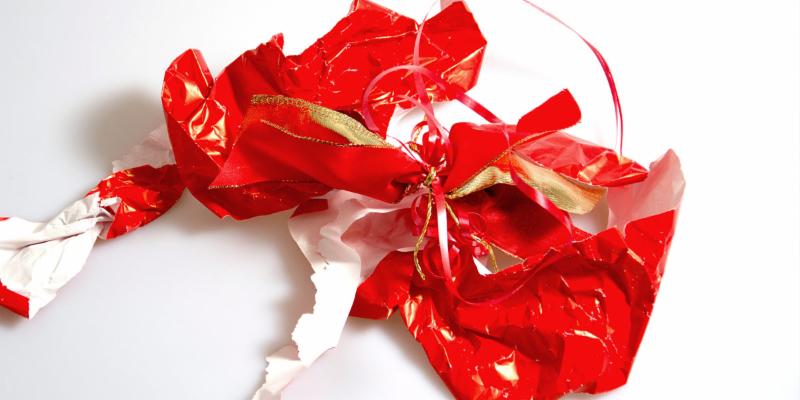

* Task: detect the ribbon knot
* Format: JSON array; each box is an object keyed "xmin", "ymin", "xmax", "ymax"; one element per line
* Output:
[{"xmin": 422, "ymin": 166, "xmax": 438, "ymax": 188}]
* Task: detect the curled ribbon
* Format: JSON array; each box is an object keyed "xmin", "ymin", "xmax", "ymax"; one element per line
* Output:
[{"xmin": 361, "ymin": 0, "xmax": 626, "ymax": 304}]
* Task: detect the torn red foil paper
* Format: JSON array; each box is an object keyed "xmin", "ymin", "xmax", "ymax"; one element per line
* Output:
[
  {"xmin": 352, "ymin": 151, "xmax": 683, "ymax": 399},
  {"xmin": 1, "ymin": 1, "xmax": 684, "ymax": 399}
]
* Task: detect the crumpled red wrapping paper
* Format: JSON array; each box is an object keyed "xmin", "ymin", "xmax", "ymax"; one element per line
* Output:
[
  {"xmin": 162, "ymin": 0, "xmax": 486, "ymax": 220},
  {"xmin": 87, "ymin": 165, "xmax": 183, "ymax": 240},
  {"xmin": 184, "ymin": 0, "xmax": 679, "ymax": 394},
  {"xmin": 129, "ymin": 1, "xmax": 682, "ymax": 397},
  {"xmin": 0, "ymin": 1, "xmax": 683, "ymax": 398},
  {"xmin": 352, "ymin": 202, "xmax": 678, "ymax": 399}
]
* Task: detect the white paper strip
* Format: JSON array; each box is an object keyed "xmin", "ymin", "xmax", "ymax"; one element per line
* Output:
[
  {"xmin": 252, "ymin": 190, "xmax": 417, "ymax": 399},
  {"xmin": 0, "ymin": 193, "xmax": 112, "ymax": 317},
  {"xmin": 111, "ymin": 124, "xmax": 174, "ymax": 172}
]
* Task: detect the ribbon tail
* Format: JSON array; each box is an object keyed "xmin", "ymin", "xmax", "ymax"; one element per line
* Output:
[{"xmin": 432, "ymin": 181, "xmax": 453, "ymax": 283}]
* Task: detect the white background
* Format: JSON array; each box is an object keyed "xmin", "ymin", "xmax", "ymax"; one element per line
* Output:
[{"xmin": 0, "ymin": 0, "xmax": 798, "ymax": 399}]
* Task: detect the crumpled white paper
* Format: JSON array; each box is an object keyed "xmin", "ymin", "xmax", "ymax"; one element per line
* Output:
[
  {"xmin": 607, "ymin": 149, "xmax": 685, "ymax": 229},
  {"xmin": 0, "ymin": 125, "xmax": 174, "ymax": 317},
  {"xmin": 111, "ymin": 125, "xmax": 174, "ymax": 173},
  {"xmin": 0, "ymin": 194, "xmax": 113, "ymax": 317},
  {"xmin": 252, "ymin": 190, "xmax": 418, "ymax": 399}
]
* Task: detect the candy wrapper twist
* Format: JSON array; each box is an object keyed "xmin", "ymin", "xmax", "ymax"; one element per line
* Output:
[{"xmin": 0, "ymin": 1, "xmax": 684, "ymax": 399}]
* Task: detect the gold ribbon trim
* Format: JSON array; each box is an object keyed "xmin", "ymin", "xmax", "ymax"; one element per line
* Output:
[
  {"xmin": 446, "ymin": 150, "xmax": 605, "ymax": 215},
  {"xmin": 251, "ymin": 94, "xmax": 393, "ymax": 148},
  {"xmin": 412, "ymin": 168, "xmax": 499, "ymax": 280}
]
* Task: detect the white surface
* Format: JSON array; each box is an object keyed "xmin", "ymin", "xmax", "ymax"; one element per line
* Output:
[{"xmin": 0, "ymin": 0, "xmax": 798, "ymax": 399}]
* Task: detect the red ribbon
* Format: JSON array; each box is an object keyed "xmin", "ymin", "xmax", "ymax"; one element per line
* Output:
[
  {"xmin": 519, "ymin": 0, "xmax": 624, "ymax": 155},
  {"xmin": 362, "ymin": 0, "xmax": 625, "ymax": 303}
]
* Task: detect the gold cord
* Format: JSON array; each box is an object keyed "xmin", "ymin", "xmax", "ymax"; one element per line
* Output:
[
  {"xmin": 411, "ymin": 167, "xmax": 500, "ymax": 279},
  {"xmin": 412, "ymin": 191, "xmax": 432, "ymax": 281},
  {"xmin": 470, "ymin": 234, "xmax": 499, "ymax": 273},
  {"xmin": 412, "ymin": 167, "xmax": 440, "ymax": 280}
]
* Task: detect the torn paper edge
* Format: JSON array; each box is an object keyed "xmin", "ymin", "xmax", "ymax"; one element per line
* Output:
[{"xmin": 252, "ymin": 190, "xmax": 417, "ymax": 399}]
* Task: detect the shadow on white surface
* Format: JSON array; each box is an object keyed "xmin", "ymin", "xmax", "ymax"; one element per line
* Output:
[
  {"xmin": 169, "ymin": 203, "xmax": 318, "ymax": 362},
  {"xmin": 0, "ymin": 89, "xmax": 165, "ymax": 329},
  {"xmin": 79, "ymin": 89, "xmax": 164, "ymax": 171},
  {"xmin": 0, "ymin": 85, "xmax": 318, "ymax": 397},
  {"xmin": 156, "ymin": 196, "xmax": 318, "ymax": 395}
]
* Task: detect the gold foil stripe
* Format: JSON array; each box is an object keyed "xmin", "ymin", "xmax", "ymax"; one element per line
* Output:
[
  {"xmin": 447, "ymin": 165, "xmax": 513, "ymax": 199},
  {"xmin": 251, "ymin": 94, "xmax": 392, "ymax": 147},
  {"xmin": 445, "ymin": 130, "xmax": 560, "ymax": 200},
  {"xmin": 259, "ymin": 119, "xmax": 393, "ymax": 149},
  {"xmin": 445, "ymin": 128, "xmax": 609, "ymax": 214},
  {"xmin": 512, "ymin": 157, "xmax": 604, "ymax": 215},
  {"xmin": 209, "ymin": 178, "xmax": 320, "ymax": 190},
  {"xmin": 447, "ymin": 155, "xmax": 604, "ymax": 215},
  {"xmin": 447, "ymin": 148, "xmax": 518, "ymax": 199}
]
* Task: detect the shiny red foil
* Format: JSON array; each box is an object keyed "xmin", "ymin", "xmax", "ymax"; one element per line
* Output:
[
  {"xmin": 87, "ymin": 165, "xmax": 184, "ymax": 239},
  {"xmin": 444, "ymin": 89, "xmax": 648, "ymax": 195},
  {"xmin": 150, "ymin": 1, "xmax": 678, "ymax": 398},
  {"xmin": 212, "ymin": 85, "xmax": 670, "ymax": 397},
  {"xmin": 345, "ymin": 92, "xmax": 669, "ymax": 399},
  {"xmin": 209, "ymin": 101, "xmax": 422, "ymax": 203},
  {"xmin": 352, "ymin": 209, "xmax": 678, "ymax": 399},
  {"xmin": 161, "ymin": 0, "xmax": 486, "ymax": 219}
]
